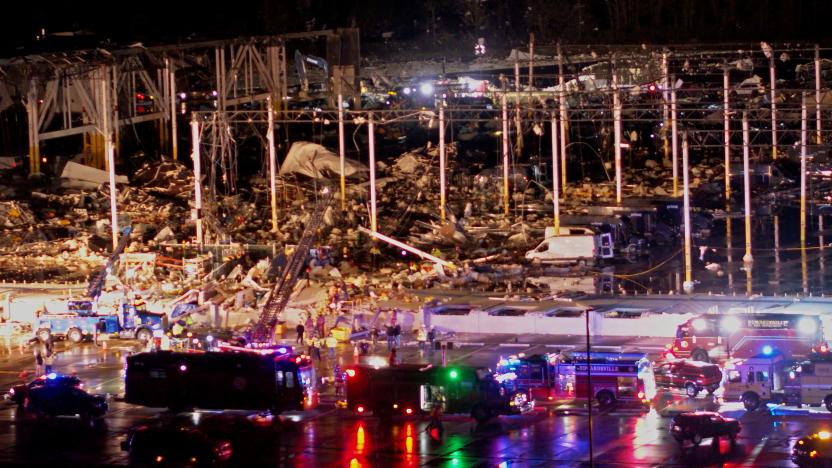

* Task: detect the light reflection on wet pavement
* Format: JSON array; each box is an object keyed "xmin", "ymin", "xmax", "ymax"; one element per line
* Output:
[{"xmin": 0, "ymin": 341, "xmax": 819, "ymax": 466}]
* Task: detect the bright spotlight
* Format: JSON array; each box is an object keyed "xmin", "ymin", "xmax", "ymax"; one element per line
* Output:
[
  {"xmin": 403, "ymin": 87, "xmax": 411, "ymax": 95},
  {"xmin": 798, "ymin": 317, "xmax": 818, "ymax": 336},
  {"xmin": 721, "ymin": 316, "xmax": 742, "ymax": 334},
  {"xmin": 419, "ymin": 82, "xmax": 434, "ymax": 96}
]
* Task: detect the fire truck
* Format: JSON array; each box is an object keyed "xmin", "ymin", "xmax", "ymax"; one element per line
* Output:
[
  {"xmin": 723, "ymin": 351, "xmax": 832, "ymax": 412},
  {"xmin": 125, "ymin": 347, "xmax": 317, "ymax": 414},
  {"xmin": 495, "ymin": 351, "xmax": 656, "ymax": 409},
  {"xmin": 666, "ymin": 313, "xmax": 824, "ymax": 363},
  {"xmin": 342, "ymin": 364, "xmax": 533, "ymax": 423}
]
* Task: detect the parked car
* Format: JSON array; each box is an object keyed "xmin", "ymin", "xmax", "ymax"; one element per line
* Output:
[
  {"xmin": 25, "ymin": 383, "xmax": 107, "ymax": 423},
  {"xmin": 122, "ymin": 424, "xmax": 233, "ymax": 466},
  {"xmin": 654, "ymin": 359, "xmax": 723, "ymax": 397},
  {"xmin": 8, "ymin": 373, "xmax": 83, "ymax": 407},
  {"xmin": 670, "ymin": 412, "xmax": 740, "ymax": 446},
  {"xmin": 793, "ymin": 430, "xmax": 832, "ymax": 467}
]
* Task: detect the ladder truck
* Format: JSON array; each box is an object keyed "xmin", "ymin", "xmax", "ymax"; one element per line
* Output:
[{"xmin": 250, "ymin": 188, "xmax": 334, "ymax": 345}]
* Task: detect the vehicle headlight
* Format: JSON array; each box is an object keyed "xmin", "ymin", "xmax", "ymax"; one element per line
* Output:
[
  {"xmin": 513, "ymin": 393, "xmax": 528, "ymax": 406},
  {"xmin": 672, "ymin": 425, "xmax": 681, "ymax": 431}
]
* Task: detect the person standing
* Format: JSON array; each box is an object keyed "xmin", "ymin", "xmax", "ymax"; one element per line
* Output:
[
  {"xmin": 43, "ymin": 339, "xmax": 54, "ymax": 374},
  {"xmin": 305, "ymin": 315, "xmax": 314, "ymax": 338},
  {"xmin": 94, "ymin": 318, "xmax": 106, "ymax": 346},
  {"xmin": 417, "ymin": 326, "xmax": 427, "ymax": 351},
  {"xmin": 32, "ymin": 339, "xmax": 44, "ymax": 376},
  {"xmin": 316, "ymin": 314, "xmax": 326, "ymax": 338},
  {"xmin": 296, "ymin": 322, "xmax": 306, "ymax": 345},
  {"xmin": 393, "ymin": 323, "xmax": 402, "ymax": 349},
  {"xmin": 311, "ymin": 338, "xmax": 322, "ymax": 362},
  {"xmin": 385, "ymin": 324, "xmax": 394, "ymax": 351},
  {"xmin": 325, "ymin": 333, "xmax": 338, "ymax": 361},
  {"xmin": 427, "ymin": 326, "xmax": 437, "ymax": 351}
]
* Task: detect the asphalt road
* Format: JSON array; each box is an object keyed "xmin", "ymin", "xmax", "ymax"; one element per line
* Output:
[{"xmin": 0, "ymin": 335, "xmax": 821, "ymax": 466}]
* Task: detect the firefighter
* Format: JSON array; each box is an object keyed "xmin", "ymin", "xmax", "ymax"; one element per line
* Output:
[
  {"xmin": 296, "ymin": 322, "xmax": 306, "ymax": 345},
  {"xmin": 325, "ymin": 333, "xmax": 338, "ymax": 361},
  {"xmin": 428, "ymin": 402, "xmax": 444, "ymax": 438},
  {"xmin": 416, "ymin": 326, "xmax": 427, "ymax": 351}
]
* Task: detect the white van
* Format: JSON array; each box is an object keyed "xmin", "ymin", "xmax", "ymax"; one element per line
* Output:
[{"xmin": 525, "ymin": 226, "xmax": 613, "ymax": 265}]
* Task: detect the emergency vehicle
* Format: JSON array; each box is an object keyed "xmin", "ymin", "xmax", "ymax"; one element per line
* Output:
[
  {"xmin": 342, "ymin": 364, "xmax": 533, "ymax": 423},
  {"xmin": 723, "ymin": 351, "xmax": 832, "ymax": 411},
  {"xmin": 495, "ymin": 351, "xmax": 656, "ymax": 408},
  {"xmin": 666, "ymin": 313, "xmax": 824, "ymax": 363},
  {"xmin": 125, "ymin": 347, "xmax": 317, "ymax": 413}
]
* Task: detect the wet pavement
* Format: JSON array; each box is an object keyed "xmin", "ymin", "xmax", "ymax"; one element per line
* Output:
[{"xmin": 0, "ymin": 337, "xmax": 821, "ymax": 466}]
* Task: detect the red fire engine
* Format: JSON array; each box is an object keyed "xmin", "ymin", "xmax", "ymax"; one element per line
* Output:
[{"xmin": 496, "ymin": 351, "xmax": 656, "ymax": 408}]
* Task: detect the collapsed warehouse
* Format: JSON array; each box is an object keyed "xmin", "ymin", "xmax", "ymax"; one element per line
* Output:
[{"xmin": 0, "ymin": 35, "xmax": 831, "ymax": 336}]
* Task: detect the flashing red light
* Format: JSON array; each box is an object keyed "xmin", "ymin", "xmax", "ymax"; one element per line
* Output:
[
  {"xmin": 137, "ymin": 93, "xmax": 145, "ymax": 100},
  {"xmin": 356, "ymin": 406, "xmax": 365, "ymax": 413},
  {"xmin": 405, "ymin": 408, "xmax": 413, "ymax": 415},
  {"xmin": 637, "ymin": 391, "xmax": 645, "ymax": 399},
  {"xmin": 296, "ymin": 357, "xmax": 302, "ymax": 363},
  {"xmin": 647, "ymin": 83, "xmax": 658, "ymax": 93},
  {"xmin": 345, "ymin": 369, "xmax": 356, "ymax": 378},
  {"xmin": 822, "ymin": 345, "xmax": 829, "ymax": 353}
]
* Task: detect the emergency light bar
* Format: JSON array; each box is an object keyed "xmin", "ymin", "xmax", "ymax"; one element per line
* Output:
[{"xmin": 566, "ymin": 351, "xmax": 647, "ymax": 362}]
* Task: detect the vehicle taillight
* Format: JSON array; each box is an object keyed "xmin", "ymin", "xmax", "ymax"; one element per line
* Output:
[
  {"xmin": 356, "ymin": 406, "xmax": 365, "ymax": 413},
  {"xmin": 699, "ymin": 374, "xmax": 705, "ymax": 379},
  {"xmin": 405, "ymin": 408, "xmax": 413, "ymax": 415}
]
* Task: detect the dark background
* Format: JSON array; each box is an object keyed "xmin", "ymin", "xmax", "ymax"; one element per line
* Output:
[{"xmin": 2, "ymin": 0, "xmax": 831, "ymax": 57}]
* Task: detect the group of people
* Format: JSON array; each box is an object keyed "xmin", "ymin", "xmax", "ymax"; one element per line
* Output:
[
  {"xmin": 295, "ymin": 313, "xmax": 339, "ymax": 363},
  {"xmin": 295, "ymin": 313, "xmax": 328, "ymax": 345},
  {"xmin": 30, "ymin": 336, "xmax": 55, "ymax": 376}
]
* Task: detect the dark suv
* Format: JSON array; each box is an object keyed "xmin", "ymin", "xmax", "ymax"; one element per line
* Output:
[
  {"xmin": 9, "ymin": 373, "xmax": 83, "ymax": 407},
  {"xmin": 670, "ymin": 412, "xmax": 740, "ymax": 446},
  {"xmin": 655, "ymin": 359, "xmax": 722, "ymax": 397}
]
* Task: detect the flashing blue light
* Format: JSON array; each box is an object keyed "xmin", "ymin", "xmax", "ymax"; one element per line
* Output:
[
  {"xmin": 47, "ymin": 373, "xmax": 57, "ymax": 380},
  {"xmin": 277, "ymin": 347, "xmax": 288, "ymax": 354},
  {"xmin": 762, "ymin": 345, "xmax": 773, "ymax": 356}
]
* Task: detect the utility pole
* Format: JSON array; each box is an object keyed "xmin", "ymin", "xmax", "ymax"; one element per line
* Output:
[
  {"xmin": 501, "ymin": 93, "xmax": 510, "ymax": 215},
  {"xmin": 439, "ymin": 102, "xmax": 446, "ymax": 222},
  {"xmin": 551, "ymin": 113, "xmax": 560, "ymax": 235},
  {"xmin": 612, "ymin": 56, "xmax": 622, "ymax": 204},
  {"xmin": 190, "ymin": 113, "xmax": 203, "ymax": 246},
  {"xmin": 723, "ymin": 64, "xmax": 731, "ymax": 204},
  {"xmin": 338, "ymin": 94, "xmax": 346, "ymax": 211},
  {"xmin": 742, "ymin": 113, "xmax": 753, "ymax": 264},
  {"xmin": 671, "ymin": 76, "xmax": 678, "ymax": 197},
  {"xmin": 368, "ymin": 113, "xmax": 378, "ymax": 232},
  {"xmin": 267, "ymin": 97, "xmax": 278, "ymax": 231},
  {"xmin": 770, "ymin": 52, "xmax": 778, "ymax": 159},
  {"xmin": 682, "ymin": 133, "xmax": 693, "ymax": 293}
]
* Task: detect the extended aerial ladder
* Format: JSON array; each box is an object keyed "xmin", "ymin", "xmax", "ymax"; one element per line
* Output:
[
  {"xmin": 252, "ymin": 188, "xmax": 334, "ymax": 344},
  {"xmin": 68, "ymin": 226, "xmax": 133, "ymax": 315}
]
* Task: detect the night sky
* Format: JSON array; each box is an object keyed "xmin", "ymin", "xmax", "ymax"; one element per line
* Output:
[{"xmin": 2, "ymin": 0, "xmax": 832, "ymax": 57}]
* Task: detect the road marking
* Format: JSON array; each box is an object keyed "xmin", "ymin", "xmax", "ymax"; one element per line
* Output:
[
  {"xmin": 739, "ymin": 435, "xmax": 769, "ymax": 466},
  {"xmin": 498, "ymin": 343, "xmax": 531, "ymax": 347},
  {"xmin": 545, "ymin": 344, "xmax": 577, "ymax": 349}
]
